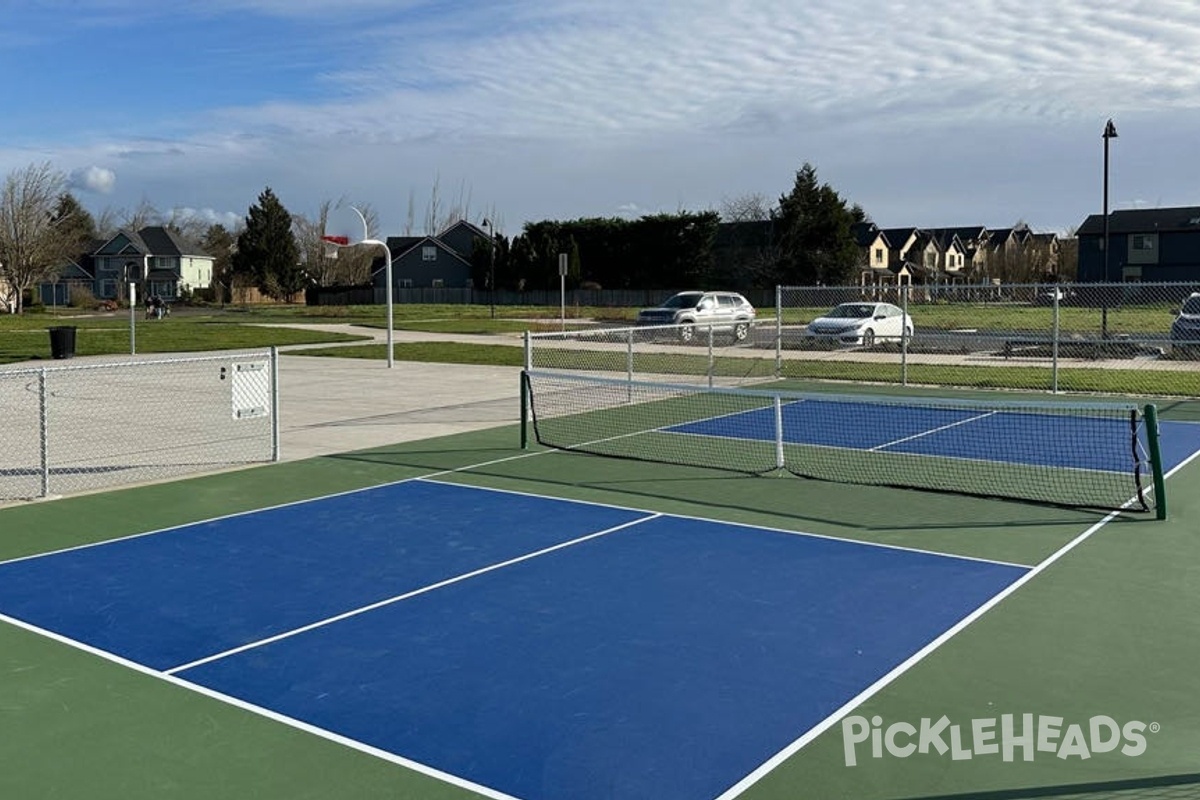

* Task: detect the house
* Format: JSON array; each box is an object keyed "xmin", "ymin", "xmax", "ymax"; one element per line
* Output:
[
  {"xmin": 39, "ymin": 226, "xmax": 214, "ymax": 305},
  {"xmin": 1076, "ymin": 206, "xmax": 1200, "ymax": 282},
  {"xmin": 370, "ymin": 220, "xmax": 487, "ymax": 291},
  {"xmin": 853, "ymin": 222, "xmax": 911, "ymax": 287},
  {"xmin": 925, "ymin": 226, "xmax": 990, "ymax": 275}
]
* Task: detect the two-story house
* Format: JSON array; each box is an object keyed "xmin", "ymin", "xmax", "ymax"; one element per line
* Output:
[
  {"xmin": 40, "ymin": 226, "xmax": 214, "ymax": 305},
  {"xmin": 1076, "ymin": 206, "xmax": 1200, "ymax": 282},
  {"xmin": 370, "ymin": 220, "xmax": 489, "ymax": 291}
]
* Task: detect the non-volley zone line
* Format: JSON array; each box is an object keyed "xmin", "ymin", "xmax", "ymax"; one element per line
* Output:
[
  {"xmin": 665, "ymin": 397, "xmax": 1165, "ymax": 472},
  {"xmin": 171, "ymin": 502, "xmax": 1030, "ymax": 800},
  {"xmin": 0, "ymin": 480, "xmax": 658, "ymax": 672}
]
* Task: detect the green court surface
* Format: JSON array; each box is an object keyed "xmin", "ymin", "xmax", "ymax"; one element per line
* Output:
[{"xmin": 1, "ymin": 414, "xmax": 1199, "ymax": 800}]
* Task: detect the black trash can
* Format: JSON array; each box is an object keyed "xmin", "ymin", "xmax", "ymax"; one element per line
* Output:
[{"xmin": 48, "ymin": 326, "xmax": 77, "ymax": 359}]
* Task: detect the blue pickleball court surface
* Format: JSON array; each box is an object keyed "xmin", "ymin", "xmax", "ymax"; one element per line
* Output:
[
  {"xmin": 666, "ymin": 399, "xmax": 1200, "ymax": 474},
  {"xmin": 0, "ymin": 480, "xmax": 1029, "ymax": 800}
]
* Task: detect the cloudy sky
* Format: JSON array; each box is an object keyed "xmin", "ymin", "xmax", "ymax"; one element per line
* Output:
[{"xmin": 3, "ymin": 0, "xmax": 1200, "ymax": 239}]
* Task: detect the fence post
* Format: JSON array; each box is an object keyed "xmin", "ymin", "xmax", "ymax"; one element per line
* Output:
[
  {"xmin": 626, "ymin": 327, "xmax": 634, "ymax": 402},
  {"xmin": 1051, "ymin": 289, "xmax": 1060, "ymax": 393},
  {"xmin": 707, "ymin": 324, "xmax": 715, "ymax": 389},
  {"xmin": 39, "ymin": 367, "xmax": 50, "ymax": 498},
  {"xmin": 270, "ymin": 347, "xmax": 281, "ymax": 461},
  {"xmin": 775, "ymin": 285, "xmax": 783, "ymax": 378}
]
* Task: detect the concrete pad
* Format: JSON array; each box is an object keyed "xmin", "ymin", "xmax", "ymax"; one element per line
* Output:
[{"xmin": 276, "ymin": 354, "xmax": 521, "ymax": 461}]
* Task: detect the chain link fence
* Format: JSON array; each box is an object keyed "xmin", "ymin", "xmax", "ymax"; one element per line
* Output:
[
  {"xmin": 777, "ymin": 281, "xmax": 1200, "ymax": 398},
  {"xmin": 525, "ymin": 323, "xmax": 778, "ymax": 389},
  {"xmin": 523, "ymin": 281, "xmax": 1200, "ymax": 401},
  {"xmin": 0, "ymin": 350, "xmax": 279, "ymax": 502}
]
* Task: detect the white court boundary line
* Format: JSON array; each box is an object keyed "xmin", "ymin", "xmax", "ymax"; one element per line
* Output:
[
  {"xmin": 714, "ymin": 445, "xmax": 1200, "ymax": 800},
  {"xmin": 422, "ymin": 478, "xmax": 1035, "ymax": 570},
  {"xmin": 0, "ymin": 610, "xmax": 522, "ymax": 800},
  {"xmin": 2, "ymin": 431, "xmax": 1198, "ymax": 800}
]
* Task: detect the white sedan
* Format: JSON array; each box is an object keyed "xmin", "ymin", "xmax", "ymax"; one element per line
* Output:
[{"xmin": 804, "ymin": 302, "xmax": 914, "ymax": 347}]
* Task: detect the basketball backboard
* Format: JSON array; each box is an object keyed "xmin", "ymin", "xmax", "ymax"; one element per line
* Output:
[{"xmin": 322, "ymin": 204, "xmax": 369, "ymax": 249}]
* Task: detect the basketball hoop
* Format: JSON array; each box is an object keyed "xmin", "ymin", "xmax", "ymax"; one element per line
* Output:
[{"xmin": 320, "ymin": 234, "xmax": 349, "ymax": 259}]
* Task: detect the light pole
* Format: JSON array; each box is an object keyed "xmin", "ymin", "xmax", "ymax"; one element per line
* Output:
[
  {"xmin": 482, "ymin": 218, "xmax": 496, "ymax": 319},
  {"xmin": 1101, "ymin": 118, "xmax": 1117, "ymax": 339}
]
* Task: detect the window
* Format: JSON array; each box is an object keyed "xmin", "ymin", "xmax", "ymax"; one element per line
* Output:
[
  {"xmin": 99, "ymin": 280, "xmax": 116, "ymax": 298},
  {"xmin": 874, "ymin": 247, "xmax": 884, "ymax": 264},
  {"xmin": 431, "ymin": 279, "xmax": 444, "ymax": 288},
  {"xmin": 422, "ymin": 246, "xmax": 437, "ymax": 261},
  {"xmin": 399, "ymin": 278, "xmax": 413, "ymax": 288},
  {"xmin": 1132, "ymin": 235, "xmax": 1155, "ymax": 251}
]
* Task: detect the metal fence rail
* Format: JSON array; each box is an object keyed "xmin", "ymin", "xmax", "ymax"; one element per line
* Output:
[
  {"xmin": 777, "ymin": 281, "xmax": 1200, "ymax": 397},
  {"xmin": 0, "ymin": 350, "xmax": 280, "ymax": 502}
]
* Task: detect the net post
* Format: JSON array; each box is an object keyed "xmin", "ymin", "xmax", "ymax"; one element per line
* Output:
[
  {"xmin": 520, "ymin": 370, "xmax": 529, "ymax": 449},
  {"xmin": 900, "ymin": 283, "xmax": 909, "ymax": 387},
  {"xmin": 1144, "ymin": 404, "xmax": 1167, "ymax": 520},
  {"xmin": 774, "ymin": 395, "xmax": 784, "ymax": 471}
]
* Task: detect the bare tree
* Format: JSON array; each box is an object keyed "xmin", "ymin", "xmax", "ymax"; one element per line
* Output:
[
  {"xmin": 120, "ymin": 198, "xmax": 162, "ymax": 232},
  {"xmin": 163, "ymin": 208, "xmax": 210, "ymax": 244},
  {"xmin": 0, "ymin": 162, "xmax": 72, "ymax": 313},
  {"xmin": 295, "ymin": 198, "xmax": 379, "ymax": 288},
  {"xmin": 404, "ymin": 189, "xmax": 416, "ymax": 236},
  {"xmin": 719, "ymin": 192, "xmax": 773, "ymax": 223}
]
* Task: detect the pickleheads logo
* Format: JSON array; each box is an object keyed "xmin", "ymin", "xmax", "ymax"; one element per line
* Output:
[{"xmin": 842, "ymin": 714, "xmax": 1158, "ymax": 767}]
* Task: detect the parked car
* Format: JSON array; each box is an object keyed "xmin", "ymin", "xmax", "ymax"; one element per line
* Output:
[
  {"xmin": 804, "ymin": 301, "xmax": 914, "ymax": 347},
  {"xmin": 1170, "ymin": 292, "xmax": 1200, "ymax": 356},
  {"xmin": 1034, "ymin": 287, "xmax": 1078, "ymax": 306},
  {"xmin": 636, "ymin": 291, "xmax": 756, "ymax": 342}
]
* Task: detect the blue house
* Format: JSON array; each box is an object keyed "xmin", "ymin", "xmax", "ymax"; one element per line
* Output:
[
  {"xmin": 1076, "ymin": 206, "xmax": 1200, "ymax": 282},
  {"xmin": 40, "ymin": 226, "xmax": 214, "ymax": 305}
]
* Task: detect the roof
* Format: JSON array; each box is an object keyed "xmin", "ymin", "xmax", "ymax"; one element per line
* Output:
[
  {"xmin": 138, "ymin": 226, "xmax": 209, "ymax": 257},
  {"xmin": 1077, "ymin": 206, "xmax": 1200, "ymax": 236}
]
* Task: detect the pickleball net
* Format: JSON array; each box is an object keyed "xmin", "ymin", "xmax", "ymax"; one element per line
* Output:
[{"xmin": 521, "ymin": 369, "xmax": 1166, "ymax": 513}]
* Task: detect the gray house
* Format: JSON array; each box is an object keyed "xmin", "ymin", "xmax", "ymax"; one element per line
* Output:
[
  {"xmin": 1077, "ymin": 206, "xmax": 1200, "ymax": 282},
  {"xmin": 371, "ymin": 220, "xmax": 489, "ymax": 291}
]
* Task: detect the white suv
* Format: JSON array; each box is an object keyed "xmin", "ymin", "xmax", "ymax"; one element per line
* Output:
[{"xmin": 636, "ymin": 291, "xmax": 756, "ymax": 342}]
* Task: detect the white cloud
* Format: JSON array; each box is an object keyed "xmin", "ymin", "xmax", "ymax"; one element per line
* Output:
[
  {"xmin": 68, "ymin": 166, "xmax": 117, "ymax": 194},
  {"xmin": 7, "ymin": 0, "xmax": 1200, "ymax": 233}
]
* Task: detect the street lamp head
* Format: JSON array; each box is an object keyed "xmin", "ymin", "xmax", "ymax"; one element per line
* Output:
[{"xmin": 1103, "ymin": 119, "xmax": 1118, "ymax": 139}]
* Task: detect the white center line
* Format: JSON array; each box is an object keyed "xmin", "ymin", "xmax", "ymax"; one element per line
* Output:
[{"xmin": 164, "ymin": 513, "xmax": 662, "ymax": 675}]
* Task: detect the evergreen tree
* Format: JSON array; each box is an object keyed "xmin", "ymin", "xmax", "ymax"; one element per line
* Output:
[
  {"xmin": 201, "ymin": 223, "xmax": 236, "ymax": 302},
  {"xmin": 232, "ymin": 187, "xmax": 304, "ymax": 301},
  {"xmin": 774, "ymin": 163, "xmax": 862, "ymax": 286},
  {"xmin": 52, "ymin": 193, "xmax": 98, "ymax": 253}
]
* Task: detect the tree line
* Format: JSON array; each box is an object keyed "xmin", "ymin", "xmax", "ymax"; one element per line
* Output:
[{"xmin": 1, "ymin": 159, "xmax": 917, "ymax": 312}]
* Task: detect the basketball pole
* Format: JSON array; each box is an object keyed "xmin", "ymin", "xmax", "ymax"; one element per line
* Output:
[{"xmin": 325, "ymin": 207, "xmax": 393, "ymax": 369}]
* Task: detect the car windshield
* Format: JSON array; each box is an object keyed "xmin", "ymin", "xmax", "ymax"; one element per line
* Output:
[
  {"xmin": 1183, "ymin": 296, "xmax": 1200, "ymax": 315},
  {"xmin": 659, "ymin": 293, "xmax": 703, "ymax": 309},
  {"xmin": 827, "ymin": 304, "xmax": 875, "ymax": 319}
]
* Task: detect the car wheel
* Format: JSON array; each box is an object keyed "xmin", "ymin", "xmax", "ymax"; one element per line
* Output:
[
  {"xmin": 679, "ymin": 324, "xmax": 695, "ymax": 343},
  {"xmin": 732, "ymin": 322, "xmax": 749, "ymax": 341},
  {"xmin": 861, "ymin": 328, "xmax": 875, "ymax": 348}
]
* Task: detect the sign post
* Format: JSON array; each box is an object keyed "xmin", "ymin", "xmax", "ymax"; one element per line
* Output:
[
  {"xmin": 558, "ymin": 253, "xmax": 568, "ymax": 332},
  {"xmin": 128, "ymin": 282, "xmax": 137, "ymax": 354}
]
